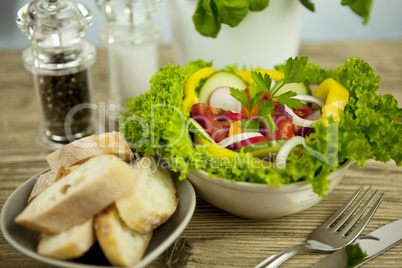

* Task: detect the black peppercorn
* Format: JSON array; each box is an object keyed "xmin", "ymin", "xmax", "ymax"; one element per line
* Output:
[{"xmin": 36, "ymin": 69, "xmax": 93, "ymax": 138}]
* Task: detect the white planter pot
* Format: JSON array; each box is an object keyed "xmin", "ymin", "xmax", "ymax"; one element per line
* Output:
[{"xmin": 168, "ymin": 0, "xmax": 304, "ymax": 69}]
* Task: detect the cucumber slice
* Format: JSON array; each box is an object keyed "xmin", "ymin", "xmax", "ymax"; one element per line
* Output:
[
  {"xmin": 271, "ymin": 81, "xmax": 311, "ymax": 96},
  {"xmin": 188, "ymin": 118, "xmax": 215, "ymax": 144},
  {"xmin": 199, "ymin": 71, "xmax": 248, "ymax": 104}
]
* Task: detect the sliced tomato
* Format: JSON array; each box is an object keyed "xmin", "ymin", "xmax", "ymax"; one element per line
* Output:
[
  {"xmin": 275, "ymin": 116, "xmax": 295, "ymax": 140},
  {"xmin": 290, "ymin": 104, "xmax": 315, "ymax": 137},
  {"xmin": 260, "ymin": 112, "xmax": 295, "ymax": 141},
  {"xmin": 292, "ymin": 103, "xmax": 314, "ymax": 120},
  {"xmin": 191, "ymin": 103, "xmax": 228, "ymax": 143}
]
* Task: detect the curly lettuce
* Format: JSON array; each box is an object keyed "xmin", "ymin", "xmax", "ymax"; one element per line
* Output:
[{"xmin": 119, "ymin": 57, "xmax": 401, "ymax": 197}]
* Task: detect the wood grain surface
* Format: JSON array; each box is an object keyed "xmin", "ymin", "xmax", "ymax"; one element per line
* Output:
[{"xmin": 0, "ymin": 41, "xmax": 401, "ymax": 268}]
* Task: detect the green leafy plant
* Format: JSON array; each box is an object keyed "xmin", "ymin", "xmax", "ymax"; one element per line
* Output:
[{"xmin": 193, "ymin": 0, "xmax": 373, "ymax": 38}]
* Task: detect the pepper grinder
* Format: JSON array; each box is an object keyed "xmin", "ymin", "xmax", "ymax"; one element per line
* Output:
[
  {"xmin": 97, "ymin": 0, "xmax": 163, "ymax": 115},
  {"xmin": 16, "ymin": 0, "xmax": 97, "ymax": 151}
]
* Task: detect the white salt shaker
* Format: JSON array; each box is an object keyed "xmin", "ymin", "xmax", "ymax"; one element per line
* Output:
[{"xmin": 97, "ymin": 0, "xmax": 163, "ymax": 115}]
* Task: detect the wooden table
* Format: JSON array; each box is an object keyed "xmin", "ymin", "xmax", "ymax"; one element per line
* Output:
[{"xmin": 1, "ymin": 41, "xmax": 401, "ymax": 267}]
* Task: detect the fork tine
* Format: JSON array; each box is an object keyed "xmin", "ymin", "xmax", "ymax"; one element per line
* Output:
[
  {"xmin": 341, "ymin": 192, "xmax": 384, "ymax": 240},
  {"xmin": 332, "ymin": 186, "xmax": 372, "ymax": 231},
  {"xmin": 338, "ymin": 189, "xmax": 378, "ymax": 236},
  {"xmin": 323, "ymin": 185, "xmax": 365, "ymax": 228}
]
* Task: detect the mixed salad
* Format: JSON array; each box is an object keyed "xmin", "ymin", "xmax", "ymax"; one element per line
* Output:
[{"xmin": 119, "ymin": 57, "xmax": 401, "ymax": 197}]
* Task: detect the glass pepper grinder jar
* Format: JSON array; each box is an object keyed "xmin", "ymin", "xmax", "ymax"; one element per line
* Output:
[
  {"xmin": 97, "ymin": 0, "xmax": 163, "ymax": 115},
  {"xmin": 16, "ymin": 0, "xmax": 97, "ymax": 151}
]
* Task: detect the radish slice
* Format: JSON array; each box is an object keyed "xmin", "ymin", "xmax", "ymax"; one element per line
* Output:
[
  {"xmin": 208, "ymin": 86, "xmax": 242, "ymax": 113},
  {"xmin": 218, "ymin": 132, "xmax": 263, "ymax": 148},
  {"xmin": 276, "ymin": 136, "xmax": 305, "ymax": 170},
  {"xmin": 284, "ymin": 95, "xmax": 325, "ymax": 127},
  {"xmin": 309, "ymin": 83, "xmax": 319, "ymax": 92}
]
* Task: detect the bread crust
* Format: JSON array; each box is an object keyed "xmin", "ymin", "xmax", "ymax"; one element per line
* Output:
[
  {"xmin": 94, "ymin": 205, "xmax": 152, "ymax": 267},
  {"xmin": 116, "ymin": 157, "xmax": 178, "ymax": 233},
  {"xmin": 28, "ymin": 165, "xmax": 80, "ymax": 203},
  {"xmin": 15, "ymin": 155, "xmax": 136, "ymax": 235},
  {"xmin": 46, "ymin": 131, "xmax": 134, "ymax": 170},
  {"xmin": 37, "ymin": 218, "xmax": 95, "ymax": 260}
]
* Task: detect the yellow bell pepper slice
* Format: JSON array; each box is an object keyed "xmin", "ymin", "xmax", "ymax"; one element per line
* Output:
[
  {"xmin": 193, "ymin": 134, "xmax": 235, "ymax": 159},
  {"xmin": 313, "ymin": 78, "xmax": 349, "ymax": 123},
  {"xmin": 193, "ymin": 135, "xmax": 271, "ymax": 167},
  {"xmin": 183, "ymin": 67, "xmax": 217, "ymax": 112},
  {"xmin": 236, "ymin": 69, "xmax": 285, "ymax": 86}
]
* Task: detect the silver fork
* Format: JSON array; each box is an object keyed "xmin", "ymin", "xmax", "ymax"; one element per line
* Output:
[{"xmin": 255, "ymin": 185, "xmax": 384, "ymax": 268}]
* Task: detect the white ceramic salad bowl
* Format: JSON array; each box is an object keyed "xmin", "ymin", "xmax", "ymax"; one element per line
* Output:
[
  {"xmin": 187, "ymin": 160, "xmax": 353, "ymax": 219},
  {"xmin": 120, "ymin": 58, "xmax": 401, "ymax": 221}
]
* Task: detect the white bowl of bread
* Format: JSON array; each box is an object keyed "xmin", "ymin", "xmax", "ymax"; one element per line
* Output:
[{"xmin": 1, "ymin": 131, "xmax": 196, "ymax": 267}]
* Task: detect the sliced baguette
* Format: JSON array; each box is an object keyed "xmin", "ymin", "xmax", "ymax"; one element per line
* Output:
[
  {"xmin": 28, "ymin": 168, "xmax": 65, "ymax": 204},
  {"xmin": 28, "ymin": 165, "xmax": 80, "ymax": 203},
  {"xmin": 46, "ymin": 131, "xmax": 134, "ymax": 170},
  {"xmin": 115, "ymin": 157, "xmax": 178, "ymax": 233},
  {"xmin": 94, "ymin": 205, "xmax": 152, "ymax": 267},
  {"xmin": 37, "ymin": 218, "xmax": 95, "ymax": 260},
  {"xmin": 15, "ymin": 154, "xmax": 136, "ymax": 235}
]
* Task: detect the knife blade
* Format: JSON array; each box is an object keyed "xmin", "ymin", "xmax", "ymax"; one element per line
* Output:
[{"xmin": 312, "ymin": 219, "xmax": 402, "ymax": 268}]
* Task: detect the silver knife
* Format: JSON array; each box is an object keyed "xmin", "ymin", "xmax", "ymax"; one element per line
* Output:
[{"xmin": 312, "ymin": 219, "xmax": 402, "ymax": 268}]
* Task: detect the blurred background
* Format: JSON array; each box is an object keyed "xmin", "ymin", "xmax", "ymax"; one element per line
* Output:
[{"xmin": 1, "ymin": 0, "xmax": 402, "ymax": 50}]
